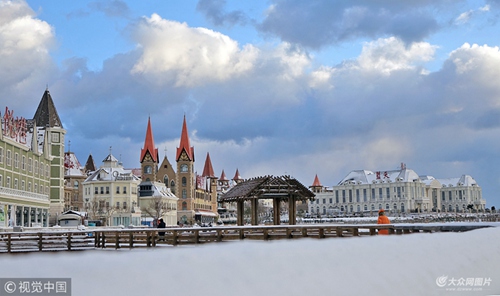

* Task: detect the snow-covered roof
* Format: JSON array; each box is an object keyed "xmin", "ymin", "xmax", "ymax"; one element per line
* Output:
[
  {"xmin": 435, "ymin": 175, "xmax": 478, "ymax": 187},
  {"xmin": 85, "ymin": 167, "xmax": 140, "ymax": 182},
  {"xmin": 64, "ymin": 152, "xmax": 85, "ymax": 177},
  {"xmin": 337, "ymin": 168, "xmax": 421, "ymax": 185}
]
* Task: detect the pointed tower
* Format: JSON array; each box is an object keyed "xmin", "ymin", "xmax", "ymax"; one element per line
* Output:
[
  {"xmin": 33, "ymin": 89, "xmax": 66, "ymax": 225},
  {"xmin": 310, "ymin": 174, "xmax": 323, "ymax": 193},
  {"xmin": 140, "ymin": 117, "xmax": 159, "ymax": 182},
  {"xmin": 157, "ymin": 149, "xmax": 176, "ymax": 194},
  {"xmin": 176, "ymin": 115, "xmax": 195, "ymax": 218},
  {"xmin": 84, "ymin": 154, "xmax": 97, "ymax": 174},
  {"xmin": 232, "ymin": 169, "xmax": 244, "ymax": 184},
  {"xmin": 202, "ymin": 153, "xmax": 218, "ymax": 211}
]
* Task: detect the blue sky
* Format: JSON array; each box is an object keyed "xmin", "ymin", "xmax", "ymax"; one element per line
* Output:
[{"xmin": 2, "ymin": 0, "xmax": 500, "ymax": 208}]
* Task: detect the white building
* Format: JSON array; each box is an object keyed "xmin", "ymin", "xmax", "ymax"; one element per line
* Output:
[
  {"xmin": 309, "ymin": 165, "xmax": 486, "ymax": 216},
  {"xmin": 82, "ymin": 153, "xmax": 141, "ymax": 226},
  {"xmin": 138, "ymin": 180, "xmax": 178, "ymax": 226}
]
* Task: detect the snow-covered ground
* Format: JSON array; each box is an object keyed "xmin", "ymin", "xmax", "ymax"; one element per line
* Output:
[{"xmin": 2, "ymin": 223, "xmax": 500, "ymax": 296}]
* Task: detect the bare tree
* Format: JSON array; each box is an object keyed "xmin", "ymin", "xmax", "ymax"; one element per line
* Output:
[
  {"xmin": 86, "ymin": 197, "xmax": 116, "ymax": 226},
  {"xmin": 141, "ymin": 195, "xmax": 172, "ymax": 226}
]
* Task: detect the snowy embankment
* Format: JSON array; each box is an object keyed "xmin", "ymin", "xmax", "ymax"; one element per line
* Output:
[{"xmin": 1, "ymin": 222, "xmax": 499, "ymax": 296}]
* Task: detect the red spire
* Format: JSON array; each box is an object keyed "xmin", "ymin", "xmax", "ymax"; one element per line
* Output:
[
  {"xmin": 140, "ymin": 117, "xmax": 158, "ymax": 162},
  {"xmin": 176, "ymin": 115, "xmax": 194, "ymax": 161},
  {"xmin": 202, "ymin": 152, "xmax": 215, "ymax": 178},
  {"xmin": 312, "ymin": 174, "xmax": 322, "ymax": 187},
  {"xmin": 232, "ymin": 169, "xmax": 243, "ymax": 181},
  {"xmin": 219, "ymin": 170, "xmax": 229, "ymax": 181}
]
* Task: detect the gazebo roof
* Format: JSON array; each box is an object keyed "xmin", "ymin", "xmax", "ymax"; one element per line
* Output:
[{"xmin": 220, "ymin": 175, "xmax": 315, "ymax": 202}]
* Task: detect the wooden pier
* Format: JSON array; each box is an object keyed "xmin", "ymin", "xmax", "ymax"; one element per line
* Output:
[{"xmin": 0, "ymin": 224, "xmax": 493, "ymax": 253}]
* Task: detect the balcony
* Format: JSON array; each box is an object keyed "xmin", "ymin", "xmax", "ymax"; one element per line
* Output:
[{"xmin": 0, "ymin": 186, "xmax": 50, "ymax": 202}]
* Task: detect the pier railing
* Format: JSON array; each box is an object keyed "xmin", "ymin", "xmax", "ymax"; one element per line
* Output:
[{"xmin": 0, "ymin": 224, "xmax": 493, "ymax": 253}]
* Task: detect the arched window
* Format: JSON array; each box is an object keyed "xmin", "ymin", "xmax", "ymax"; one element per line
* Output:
[
  {"xmin": 163, "ymin": 175, "xmax": 169, "ymax": 186},
  {"xmin": 364, "ymin": 205, "xmax": 368, "ymax": 211},
  {"xmin": 349, "ymin": 205, "xmax": 353, "ymax": 212},
  {"xmin": 171, "ymin": 180, "xmax": 175, "ymax": 187},
  {"xmin": 182, "ymin": 177, "xmax": 187, "ymax": 187},
  {"xmin": 182, "ymin": 189, "xmax": 187, "ymax": 199},
  {"xmin": 401, "ymin": 203, "xmax": 405, "ymax": 212}
]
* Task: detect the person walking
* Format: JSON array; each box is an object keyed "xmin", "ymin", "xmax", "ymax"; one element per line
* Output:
[
  {"xmin": 157, "ymin": 218, "xmax": 166, "ymax": 241},
  {"xmin": 377, "ymin": 209, "xmax": 391, "ymax": 235}
]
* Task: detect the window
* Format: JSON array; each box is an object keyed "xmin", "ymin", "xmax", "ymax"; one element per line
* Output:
[
  {"xmin": 123, "ymin": 186, "xmax": 127, "ymax": 194},
  {"xmin": 51, "ymin": 132, "xmax": 59, "ymax": 143},
  {"xmin": 180, "ymin": 164, "xmax": 188, "ymax": 172},
  {"xmin": 144, "ymin": 165, "xmax": 152, "ymax": 174},
  {"xmin": 28, "ymin": 158, "xmax": 32, "ymax": 172},
  {"xmin": 21, "ymin": 180, "xmax": 25, "ymax": 191},
  {"xmin": 74, "ymin": 181, "xmax": 79, "ymax": 188},
  {"xmin": 363, "ymin": 189, "xmax": 367, "ymax": 202},
  {"xmin": 182, "ymin": 189, "xmax": 187, "ymax": 199},
  {"xmin": 100, "ymin": 187, "xmax": 104, "ymax": 194},
  {"xmin": 182, "ymin": 177, "xmax": 187, "ymax": 187},
  {"xmin": 14, "ymin": 179, "xmax": 18, "ymax": 189},
  {"xmin": 116, "ymin": 187, "xmax": 120, "ymax": 194},
  {"xmin": 35, "ymin": 160, "xmax": 38, "ymax": 175},
  {"xmin": 28, "ymin": 182, "xmax": 31, "ymax": 191},
  {"xmin": 123, "ymin": 202, "xmax": 127, "ymax": 209},
  {"xmin": 6, "ymin": 150, "xmax": 11, "ymax": 166},
  {"xmin": 106, "ymin": 187, "xmax": 109, "ymax": 194},
  {"xmin": 0, "ymin": 175, "xmax": 2, "ymax": 187},
  {"xmin": 95, "ymin": 187, "xmax": 99, "ymax": 194},
  {"xmin": 34, "ymin": 183, "xmax": 37, "ymax": 193},
  {"xmin": 116, "ymin": 202, "xmax": 120, "ymax": 209},
  {"xmin": 182, "ymin": 202, "xmax": 187, "ymax": 210},
  {"xmin": 22, "ymin": 155, "xmax": 26, "ymax": 170},
  {"xmin": 14, "ymin": 153, "xmax": 19, "ymax": 168},
  {"xmin": 0, "ymin": 147, "xmax": 3, "ymax": 163},
  {"xmin": 379, "ymin": 188, "xmax": 383, "ymax": 199}
]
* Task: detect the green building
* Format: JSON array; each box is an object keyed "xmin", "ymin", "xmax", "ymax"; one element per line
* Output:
[{"xmin": 0, "ymin": 89, "xmax": 66, "ymax": 227}]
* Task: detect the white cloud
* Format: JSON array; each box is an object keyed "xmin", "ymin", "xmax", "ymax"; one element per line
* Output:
[
  {"xmin": 0, "ymin": 0, "xmax": 56, "ymax": 97},
  {"xmin": 130, "ymin": 14, "xmax": 258, "ymax": 87},
  {"xmin": 357, "ymin": 37, "xmax": 436, "ymax": 74}
]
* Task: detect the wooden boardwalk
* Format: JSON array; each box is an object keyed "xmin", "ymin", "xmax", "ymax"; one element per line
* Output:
[{"xmin": 0, "ymin": 224, "xmax": 493, "ymax": 253}]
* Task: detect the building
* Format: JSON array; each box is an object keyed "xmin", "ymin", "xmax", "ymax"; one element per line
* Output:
[
  {"xmin": 309, "ymin": 164, "xmax": 486, "ymax": 216},
  {"xmin": 139, "ymin": 116, "xmax": 219, "ymax": 225},
  {"xmin": 0, "ymin": 89, "xmax": 66, "ymax": 227},
  {"xmin": 138, "ymin": 117, "xmax": 178, "ymax": 226},
  {"xmin": 82, "ymin": 152, "xmax": 141, "ymax": 226},
  {"xmin": 63, "ymin": 151, "xmax": 87, "ymax": 212}
]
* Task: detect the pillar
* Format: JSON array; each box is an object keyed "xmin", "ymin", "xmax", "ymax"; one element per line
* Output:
[
  {"xmin": 288, "ymin": 196, "xmax": 296, "ymax": 225},
  {"xmin": 237, "ymin": 200, "xmax": 244, "ymax": 226},
  {"xmin": 251, "ymin": 199, "xmax": 258, "ymax": 225},
  {"xmin": 273, "ymin": 199, "xmax": 280, "ymax": 225}
]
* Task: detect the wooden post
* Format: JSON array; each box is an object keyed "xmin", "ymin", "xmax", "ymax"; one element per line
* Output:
[
  {"xmin": 301, "ymin": 228, "xmax": 308, "ymax": 237},
  {"xmin": 319, "ymin": 227, "xmax": 325, "ymax": 238},
  {"xmin": 129, "ymin": 232, "xmax": 134, "ymax": 248},
  {"xmin": 370, "ymin": 228, "xmax": 376, "ymax": 235},
  {"xmin": 67, "ymin": 233, "xmax": 72, "ymax": 251},
  {"xmin": 263, "ymin": 228, "xmax": 269, "ymax": 240},
  {"xmin": 38, "ymin": 233, "xmax": 43, "ymax": 251},
  {"xmin": 172, "ymin": 230, "xmax": 178, "ymax": 245},
  {"xmin": 352, "ymin": 228, "xmax": 359, "ymax": 236},
  {"xmin": 288, "ymin": 195, "xmax": 296, "ymax": 225},
  {"xmin": 194, "ymin": 230, "xmax": 199, "ymax": 244},
  {"xmin": 251, "ymin": 199, "xmax": 258, "ymax": 225},
  {"xmin": 239, "ymin": 228, "xmax": 245, "ymax": 239},
  {"xmin": 237, "ymin": 201, "xmax": 244, "ymax": 226},
  {"xmin": 273, "ymin": 199, "xmax": 281, "ymax": 225},
  {"xmin": 216, "ymin": 229, "xmax": 222, "ymax": 242},
  {"xmin": 146, "ymin": 231, "xmax": 152, "ymax": 247},
  {"xmin": 7, "ymin": 234, "xmax": 11, "ymax": 253},
  {"xmin": 336, "ymin": 227, "xmax": 343, "ymax": 237},
  {"xmin": 115, "ymin": 232, "xmax": 120, "ymax": 249},
  {"xmin": 101, "ymin": 232, "xmax": 106, "ymax": 248}
]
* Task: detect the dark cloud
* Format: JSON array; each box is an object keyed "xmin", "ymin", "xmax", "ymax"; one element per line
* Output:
[
  {"xmin": 196, "ymin": 0, "xmax": 247, "ymax": 27},
  {"xmin": 258, "ymin": 0, "xmax": 446, "ymax": 49},
  {"xmin": 67, "ymin": 0, "xmax": 130, "ymax": 19}
]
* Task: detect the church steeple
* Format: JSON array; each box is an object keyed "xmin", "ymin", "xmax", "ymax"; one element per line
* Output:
[
  {"xmin": 202, "ymin": 152, "xmax": 215, "ymax": 178},
  {"xmin": 176, "ymin": 115, "xmax": 194, "ymax": 162},
  {"xmin": 140, "ymin": 117, "xmax": 158, "ymax": 163},
  {"xmin": 140, "ymin": 117, "xmax": 159, "ymax": 182}
]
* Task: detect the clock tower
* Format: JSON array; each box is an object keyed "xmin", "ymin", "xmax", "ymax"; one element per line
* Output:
[
  {"xmin": 140, "ymin": 117, "xmax": 159, "ymax": 182},
  {"xmin": 176, "ymin": 115, "xmax": 195, "ymax": 220}
]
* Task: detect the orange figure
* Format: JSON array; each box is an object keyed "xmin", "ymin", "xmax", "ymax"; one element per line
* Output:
[{"xmin": 377, "ymin": 209, "xmax": 391, "ymax": 235}]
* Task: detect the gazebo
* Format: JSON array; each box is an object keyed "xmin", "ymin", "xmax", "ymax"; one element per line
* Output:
[{"xmin": 219, "ymin": 175, "xmax": 315, "ymax": 225}]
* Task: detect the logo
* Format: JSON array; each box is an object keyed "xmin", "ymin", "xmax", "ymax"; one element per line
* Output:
[
  {"xmin": 436, "ymin": 275, "xmax": 448, "ymax": 287},
  {"xmin": 4, "ymin": 281, "xmax": 16, "ymax": 293}
]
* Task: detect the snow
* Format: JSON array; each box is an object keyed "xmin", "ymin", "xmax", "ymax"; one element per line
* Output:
[{"xmin": 1, "ymin": 223, "xmax": 500, "ymax": 296}]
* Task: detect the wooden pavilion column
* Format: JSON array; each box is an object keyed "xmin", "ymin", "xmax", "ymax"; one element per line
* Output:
[
  {"xmin": 251, "ymin": 199, "xmax": 258, "ymax": 225},
  {"xmin": 237, "ymin": 200, "xmax": 244, "ymax": 226},
  {"xmin": 288, "ymin": 195, "xmax": 296, "ymax": 225},
  {"xmin": 273, "ymin": 198, "xmax": 281, "ymax": 225}
]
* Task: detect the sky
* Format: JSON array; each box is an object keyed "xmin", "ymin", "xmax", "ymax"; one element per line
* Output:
[
  {"xmin": 1, "ymin": 0, "xmax": 500, "ymax": 207},
  {"xmin": 2, "ymin": 223, "xmax": 500, "ymax": 295}
]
